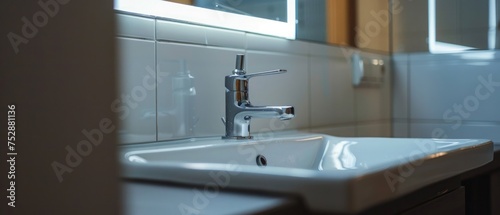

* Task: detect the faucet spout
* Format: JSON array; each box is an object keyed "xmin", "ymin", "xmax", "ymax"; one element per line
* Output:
[
  {"xmin": 237, "ymin": 106, "xmax": 294, "ymax": 120},
  {"xmin": 222, "ymin": 54, "xmax": 295, "ymax": 139}
]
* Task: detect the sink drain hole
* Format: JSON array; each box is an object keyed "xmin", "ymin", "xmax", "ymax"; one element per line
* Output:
[{"xmin": 256, "ymin": 155, "xmax": 267, "ymax": 166}]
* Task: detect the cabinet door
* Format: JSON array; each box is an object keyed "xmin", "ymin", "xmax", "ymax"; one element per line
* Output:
[
  {"xmin": 492, "ymin": 171, "xmax": 500, "ymax": 215},
  {"xmin": 402, "ymin": 187, "xmax": 465, "ymax": 215}
]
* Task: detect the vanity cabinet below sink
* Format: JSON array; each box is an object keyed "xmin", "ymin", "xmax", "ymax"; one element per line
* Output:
[
  {"xmin": 491, "ymin": 170, "xmax": 500, "ymax": 214},
  {"xmin": 351, "ymin": 176, "xmax": 465, "ymax": 215},
  {"xmin": 401, "ymin": 187, "xmax": 465, "ymax": 215},
  {"xmin": 124, "ymin": 173, "xmax": 469, "ymax": 215},
  {"xmin": 460, "ymin": 145, "xmax": 500, "ymax": 215}
]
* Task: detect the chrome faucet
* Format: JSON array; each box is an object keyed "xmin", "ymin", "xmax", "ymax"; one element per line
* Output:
[{"xmin": 222, "ymin": 54, "xmax": 294, "ymax": 139}]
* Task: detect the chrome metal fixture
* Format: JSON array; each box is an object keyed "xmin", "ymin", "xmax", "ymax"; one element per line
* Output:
[{"xmin": 222, "ymin": 54, "xmax": 294, "ymax": 139}]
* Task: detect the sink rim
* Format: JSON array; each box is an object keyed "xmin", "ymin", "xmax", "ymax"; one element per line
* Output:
[
  {"xmin": 120, "ymin": 132, "xmax": 494, "ymax": 213},
  {"xmin": 122, "ymin": 133, "xmax": 491, "ymax": 178}
]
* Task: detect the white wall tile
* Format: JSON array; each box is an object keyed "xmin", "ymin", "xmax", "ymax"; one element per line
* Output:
[
  {"xmin": 408, "ymin": 51, "xmax": 500, "ymax": 62},
  {"xmin": 116, "ymin": 37, "xmax": 157, "ymax": 143},
  {"xmin": 116, "ymin": 14, "xmax": 155, "ymax": 40},
  {"xmin": 310, "ymin": 56, "xmax": 354, "ymax": 126},
  {"xmin": 355, "ymin": 93, "xmax": 383, "ymax": 123},
  {"xmin": 205, "ymin": 27, "xmax": 245, "ymax": 49},
  {"xmin": 156, "ymin": 20, "xmax": 207, "ymax": 45},
  {"xmin": 309, "ymin": 126, "xmax": 356, "ymax": 137},
  {"xmin": 393, "ymin": 121, "xmax": 409, "ymax": 137},
  {"xmin": 308, "ymin": 42, "xmax": 349, "ymax": 59},
  {"xmin": 156, "ymin": 42, "xmax": 243, "ymax": 140},
  {"xmin": 244, "ymin": 51, "xmax": 310, "ymax": 133},
  {"xmin": 246, "ymin": 33, "xmax": 309, "ymax": 56},
  {"xmin": 410, "ymin": 60, "xmax": 500, "ymax": 121},
  {"xmin": 393, "ymin": 51, "xmax": 500, "ymax": 144},
  {"xmin": 156, "ymin": 20, "xmax": 247, "ymax": 48},
  {"xmin": 410, "ymin": 122, "xmax": 500, "ymax": 143},
  {"xmin": 392, "ymin": 54, "xmax": 409, "ymax": 119},
  {"xmin": 357, "ymin": 123, "xmax": 391, "ymax": 137}
]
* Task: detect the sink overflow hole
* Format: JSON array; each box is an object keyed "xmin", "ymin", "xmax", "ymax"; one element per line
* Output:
[{"xmin": 256, "ymin": 155, "xmax": 267, "ymax": 166}]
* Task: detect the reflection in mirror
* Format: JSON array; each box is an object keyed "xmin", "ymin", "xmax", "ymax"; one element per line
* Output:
[
  {"xmin": 118, "ymin": 0, "xmax": 500, "ymax": 52},
  {"xmin": 116, "ymin": 0, "xmax": 295, "ymax": 38},
  {"xmin": 429, "ymin": 0, "xmax": 497, "ymax": 53},
  {"xmin": 165, "ymin": 0, "xmax": 356, "ymax": 46},
  {"xmin": 194, "ymin": 0, "xmax": 288, "ymax": 22},
  {"xmin": 169, "ymin": 0, "xmax": 288, "ymax": 22}
]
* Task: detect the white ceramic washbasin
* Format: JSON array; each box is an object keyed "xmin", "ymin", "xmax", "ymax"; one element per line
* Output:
[{"xmin": 121, "ymin": 133, "xmax": 493, "ymax": 213}]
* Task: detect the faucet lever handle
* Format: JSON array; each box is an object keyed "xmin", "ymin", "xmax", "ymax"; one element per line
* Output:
[
  {"xmin": 245, "ymin": 69, "xmax": 287, "ymax": 79},
  {"xmin": 232, "ymin": 54, "xmax": 287, "ymax": 77}
]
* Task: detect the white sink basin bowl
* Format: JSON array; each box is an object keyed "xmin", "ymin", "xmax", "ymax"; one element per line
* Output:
[{"xmin": 121, "ymin": 133, "xmax": 493, "ymax": 213}]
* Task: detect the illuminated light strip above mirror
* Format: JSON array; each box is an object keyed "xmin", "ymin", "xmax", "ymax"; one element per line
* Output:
[
  {"xmin": 114, "ymin": 0, "xmax": 296, "ymax": 39},
  {"xmin": 488, "ymin": 0, "xmax": 497, "ymax": 50}
]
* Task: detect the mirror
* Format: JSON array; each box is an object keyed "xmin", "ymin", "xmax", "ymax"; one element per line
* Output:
[
  {"xmin": 160, "ymin": 0, "xmax": 348, "ymax": 45},
  {"xmin": 116, "ymin": 0, "xmax": 499, "ymax": 52},
  {"xmin": 115, "ymin": 0, "xmax": 295, "ymax": 39},
  {"xmin": 430, "ymin": 0, "xmax": 498, "ymax": 53},
  {"xmin": 114, "ymin": 0, "xmax": 356, "ymax": 47},
  {"xmin": 192, "ymin": 0, "xmax": 289, "ymax": 22}
]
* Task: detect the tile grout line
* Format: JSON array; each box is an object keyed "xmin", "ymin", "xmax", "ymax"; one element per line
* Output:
[
  {"xmin": 307, "ymin": 52, "xmax": 312, "ymax": 131},
  {"xmin": 155, "ymin": 18, "xmax": 159, "ymax": 142},
  {"xmin": 407, "ymin": 54, "xmax": 411, "ymax": 138}
]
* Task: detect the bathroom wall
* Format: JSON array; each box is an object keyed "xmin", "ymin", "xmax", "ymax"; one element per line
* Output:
[
  {"xmin": 392, "ymin": 0, "xmax": 499, "ymax": 52},
  {"xmin": 391, "ymin": 0, "xmax": 500, "ymax": 143},
  {"xmin": 115, "ymin": 12, "xmax": 392, "ymax": 144},
  {"xmin": 392, "ymin": 51, "xmax": 500, "ymax": 143}
]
